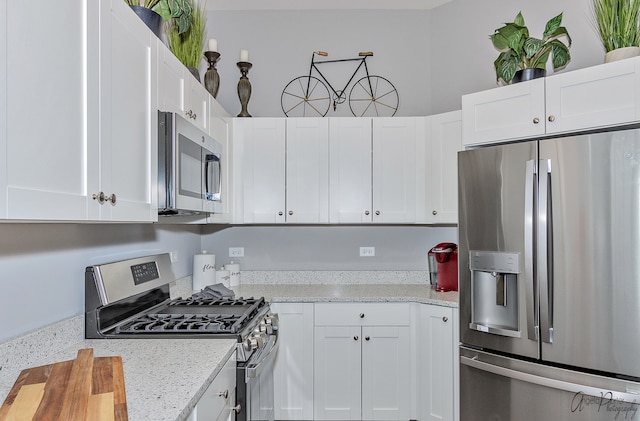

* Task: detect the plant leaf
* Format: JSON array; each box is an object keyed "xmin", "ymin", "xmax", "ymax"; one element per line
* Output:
[
  {"xmin": 551, "ymin": 41, "xmax": 571, "ymax": 69},
  {"xmin": 543, "ymin": 12, "xmax": 563, "ymax": 38},
  {"xmin": 524, "ymin": 37, "xmax": 544, "ymax": 57},
  {"xmin": 514, "ymin": 11, "xmax": 525, "ymax": 27},
  {"xmin": 491, "ymin": 32, "xmax": 510, "ymax": 51}
]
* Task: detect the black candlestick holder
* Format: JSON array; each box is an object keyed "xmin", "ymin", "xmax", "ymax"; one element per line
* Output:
[
  {"xmin": 237, "ymin": 61, "xmax": 252, "ymax": 117},
  {"xmin": 204, "ymin": 51, "xmax": 221, "ymax": 98}
]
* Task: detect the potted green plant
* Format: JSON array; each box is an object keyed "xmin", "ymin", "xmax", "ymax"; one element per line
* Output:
[
  {"xmin": 591, "ymin": 0, "xmax": 640, "ymax": 62},
  {"xmin": 125, "ymin": 0, "xmax": 193, "ymax": 38},
  {"xmin": 490, "ymin": 12, "xmax": 572, "ymax": 85},
  {"xmin": 166, "ymin": 0, "xmax": 206, "ymax": 81}
]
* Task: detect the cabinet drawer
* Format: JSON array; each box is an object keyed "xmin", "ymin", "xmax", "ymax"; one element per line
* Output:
[
  {"xmin": 314, "ymin": 302, "xmax": 410, "ymax": 326},
  {"xmin": 195, "ymin": 352, "xmax": 236, "ymax": 420}
]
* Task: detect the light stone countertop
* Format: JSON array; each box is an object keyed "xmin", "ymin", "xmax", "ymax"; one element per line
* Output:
[
  {"xmin": 0, "ymin": 316, "xmax": 236, "ymax": 421},
  {"xmin": 232, "ymin": 283, "xmax": 458, "ymax": 307}
]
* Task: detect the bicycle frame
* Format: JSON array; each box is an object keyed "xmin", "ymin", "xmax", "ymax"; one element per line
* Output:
[{"xmin": 305, "ymin": 53, "xmax": 373, "ymax": 101}]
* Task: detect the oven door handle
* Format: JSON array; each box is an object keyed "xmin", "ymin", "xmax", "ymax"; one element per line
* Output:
[{"xmin": 246, "ymin": 334, "xmax": 279, "ymax": 379}]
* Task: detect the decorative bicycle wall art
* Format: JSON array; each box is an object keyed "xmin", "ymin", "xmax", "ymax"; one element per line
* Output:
[{"xmin": 281, "ymin": 51, "xmax": 399, "ymax": 117}]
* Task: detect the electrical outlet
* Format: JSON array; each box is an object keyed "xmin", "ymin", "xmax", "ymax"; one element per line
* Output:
[
  {"xmin": 229, "ymin": 247, "xmax": 245, "ymax": 257},
  {"xmin": 360, "ymin": 246, "xmax": 375, "ymax": 257}
]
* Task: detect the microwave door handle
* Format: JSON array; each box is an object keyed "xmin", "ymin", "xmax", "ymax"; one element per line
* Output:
[
  {"xmin": 524, "ymin": 159, "xmax": 538, "ymax": 341},
  {"xmin": 205, "ymin": 154, "xmax": 221, "ymax": 200}
]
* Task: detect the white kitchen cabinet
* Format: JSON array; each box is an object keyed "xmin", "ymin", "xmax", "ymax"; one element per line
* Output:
[
  {"xmin": 373, "ymin": 117, "xmax": 425, "ymax": 223},
  {"xmin": 271, "ymin": 303, "xmax": 314, "ymax": 420},
  {"xmin": 157, "ymin": 40, "xmax": 208, "ymax": 132},
  {"xmin": 329, "ymin": 118, "xmax": 373, "ymax": 223},
  {"xmin": 188, "ymin": 352, "xmax": 236, "ymax": 421},
  {"xmin": 2, "ymin": 0, "xmax": 156, "ymax": 222},
  {"xmin": 3, "ymin": 0, "xmax": 87, "ymax": 220},
  {"xmin": 235, "ymin": 118, "xmax": 285, "ymax": 223},
  {"xmin": 314, "ymin": 303, "xmax": 414, "ymax": 420},
  {"xmin": 424, "ymin": 111, "xmax": 462, "ymax": 224},
  {"xmin": 235, "ymin": 117, "xmax": 328, "ymax": 224},
  {"xmin": 87, "ymin": 0, "xmax": 158, "ymax": 221},
  {"xmin": 207, "ymin": 99, "xmax": 232, "ymax": 224},
  {"xmin": 462, "ymin": 57, "xmax": 640, "ymax": 146},
  {"xmin": 461, "ymin": 78, "xmax": 545, "ymax": 146},
  {"xmin": 0, "ymin": 0, "xmax": 6, "ymax": 218},
  {"xmin": 286, "ymin": 118, "xmax": 329, "ymax": 223},
  {"xmin": 329, "ymin": 117, "xmax": 426, "ymax": 224},
  {"xmin": 419, "ymin": 304, "xmax": 458, "ymax": 421}
]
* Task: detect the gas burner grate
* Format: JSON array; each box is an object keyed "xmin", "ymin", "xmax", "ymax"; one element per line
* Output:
[
  {"xmin": 116, "ymin": 313, "xmax": 244, "ymax": 334},
  {"xmin": 168, "ymin": 297, "xmax": 264, "ymax": 307}
]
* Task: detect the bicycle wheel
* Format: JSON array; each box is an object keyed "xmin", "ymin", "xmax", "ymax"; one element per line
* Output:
[
  {"xmin": 349, "ymin": 75, "xmax": 399, "ymax": 117},
  {"xmin": 281, "ymin": 76, "xmax": 331, "ymax": 117}
]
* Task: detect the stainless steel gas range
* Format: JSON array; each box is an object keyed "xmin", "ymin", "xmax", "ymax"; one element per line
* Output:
[{"xmin": 84, "ymin": 254, "xmax": 277, "ymax": 421}]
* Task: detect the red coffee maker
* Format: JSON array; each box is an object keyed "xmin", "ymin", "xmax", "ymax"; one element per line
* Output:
[{"xmin": 429, "ymin": 243, "xmax": 458, "ymax": 292}]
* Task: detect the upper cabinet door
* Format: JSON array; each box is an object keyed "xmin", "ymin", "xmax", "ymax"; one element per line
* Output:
[
  {"xmin": 239, "ymin": 118, "xmax": 286, "ymax": 224},
  {"xmin": 462, "ymin": 78, "xmax": 546, "ymax": 146},
  {"xmin": 329, "ymin": 118, "xmax": 373, "ymax": 223},
  {"xmin": 157, "ymin": 40, "xmax": 186, "ymax": 116},
  {"xmin": 4, "ymin": 0, "xmax": 88, "ymax": 220},
  {"xmin": 545, "ymin": 57, "xmax": 640, "ymax": 134},
  {"xmin": 373, "ymin": 117, "xmax": 424, "ymax": 223},
  {"xmin": 425, "ymin": 111, "xmax": 462, "ymax": 224},
  {"xmin": 286, "ymin": 118, "xmax": 329, "ymax": 223},
  {"xmin": 90, "ymin": 0, "xmax": 158, "ymax": 221}
]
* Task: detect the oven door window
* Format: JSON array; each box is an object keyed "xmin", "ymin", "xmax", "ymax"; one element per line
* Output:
[
  {"xmin": 178, "ymin": 134, "xmax": 203, "ymax": 199},
  {"xmin": 204, "ymin": 152, "xmax": 221, "ymax": 201}
]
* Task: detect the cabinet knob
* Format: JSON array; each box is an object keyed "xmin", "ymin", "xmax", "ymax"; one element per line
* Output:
[
  {"xmin": 218, "ymin": 390, "xmax": 229, "ymax": 399},
  {"xmin": 92, "ymin": 192, "xmax": 106, "ymax": 204},
  {"xmin": 442, "ymin": 316, "xmax": 448, "ymax": 322},
  {"xmin": 359, "ymin": 313, "xmax": 365, "ymax": 318},
  {"xmin": 365, "ymin": 336, "xmax": 370, "ymax": 341},
  {"xmin": 354, "ymin": 335, "xmax": 359, "ymax": 341},
  {"xmin": 533, "ymin": 117, "xmax": 540, "ymax": 124},
  {"xmin": 232, "ymin": 404, "xmax": 242, "ymax": 413},
  {"xmin": 186, "ymin": 110, "xmax": 197, "ymax": 120},
  {"xmin": 278, "ymin": 211, "xmax": 283, "ymax": 216},
  {"xmin": 432, "ymin": 210, "xmax": 438, "ymax": 215},
  {"xmin": 106, "ymin": 193, "xmax": 116, "ymax": 206},
  {"xmin": 288, "ymin": 210, "xmax": 293, "ymax": 216},
  {"xmin": 375, "ymin": 210, "xmax": 380, "ymax": 216},
  {"xmin": 365, "ymin": 210, "xmax": 370, "ymax": 216},
  {"xmin": 548, "ymin": 115, "xmax": 556, "ymax": 122}
]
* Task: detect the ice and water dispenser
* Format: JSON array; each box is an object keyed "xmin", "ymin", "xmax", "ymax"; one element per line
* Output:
[{"xmin": 469, "ymin": 251, "xmax": 521, "ymax": 337}]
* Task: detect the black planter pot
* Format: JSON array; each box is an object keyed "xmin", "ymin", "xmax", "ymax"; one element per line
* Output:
[
  {"xmin": 130, "ymin": 6, "xmax": 163, "ymax": 39},
  {"xmin": 512, "ymin": 68, "xmax": 546, "ymax": 84}
]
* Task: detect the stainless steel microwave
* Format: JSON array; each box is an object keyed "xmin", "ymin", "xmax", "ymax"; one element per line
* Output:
[{"xmin": 158, "ymin": 111, "xmax": 222, "ymax": 215}]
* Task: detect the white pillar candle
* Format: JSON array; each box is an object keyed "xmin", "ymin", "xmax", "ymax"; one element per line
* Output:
[
  {"xmin": 208, "ymin": 39, "xmax": 218, "ymax": 52},
  {"xmin": 240, "ymin": 49, "xmax": 249, "ymax": 62}
]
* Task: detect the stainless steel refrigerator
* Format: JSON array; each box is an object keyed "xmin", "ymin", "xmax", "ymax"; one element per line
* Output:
[{"xmin": 458, "ymin": 128, "xmax": 640, "ymax": 420}]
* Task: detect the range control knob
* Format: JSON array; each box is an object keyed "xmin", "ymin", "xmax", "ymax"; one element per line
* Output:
[
  {"xmin": 264, "ymin": 314, "xmax": 279, "ymax": 332},
  {"xmin": 243, "ymin": 333, "xmax": 265, "ymax": 352}
]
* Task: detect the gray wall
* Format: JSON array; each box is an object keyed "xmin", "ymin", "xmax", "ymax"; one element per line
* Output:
[
  {"xmin": 205, "ymin": 9, "xmax": 433, "ymax": 117},
  {"xmin": 205, "ymin": 0, "xmax": 605, "ymax": 117},
  {"xmin": 201, "ymin": 225, "xmax": 457, "ymax": 271},
  {"xmin": 0, "ymin": 224, "xmax": 201, "ymax": 342}
]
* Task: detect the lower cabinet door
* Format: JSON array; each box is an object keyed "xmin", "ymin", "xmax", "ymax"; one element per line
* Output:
[
  {"xmin": 272, "ymin": 302, "xmax": 314, "ymax": 420},
  {"xmin": 314, "ymin": 325, "xmax": 362, "ymax": 420},
  {"xmin": 361, "ymin": 326, "xmax": 412, "ymax": 420},
  {"xmin": 420, "ymin": 305, "xmax": 457, "ymax": 421}
]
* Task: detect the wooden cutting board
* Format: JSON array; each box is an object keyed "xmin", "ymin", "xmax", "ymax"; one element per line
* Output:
[{"xmin": 0, "ymin": 348, "xmax": 128, "ymax": 421}]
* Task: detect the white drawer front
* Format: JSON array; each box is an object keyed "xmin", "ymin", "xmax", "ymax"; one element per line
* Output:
[
  {"xmin": 314, "ymin": 302, "xmax": 410, "ymax": 326},
  {"xmin": 195, "ymin": 352, "xmax": 236, "ymax": 420}
]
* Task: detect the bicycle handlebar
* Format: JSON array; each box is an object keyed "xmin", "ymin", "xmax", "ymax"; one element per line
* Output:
[{"xmin": 315, "ymin": 51, "xmax": 328, "ymax": 56}]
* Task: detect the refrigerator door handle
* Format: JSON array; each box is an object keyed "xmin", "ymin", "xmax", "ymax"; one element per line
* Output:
[
  {"xmin": 461, "ymin": 355, "xmax": 640, "ymax": 404},
  {"xmin": 538, "ymin": 158, "xmax": 553, "ymax": 343},
  {"xmin": 524, "ymin": 160, "xmax": 538, "ymax": 341}
]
